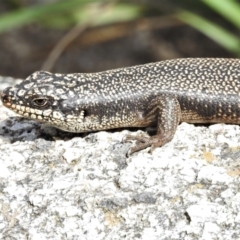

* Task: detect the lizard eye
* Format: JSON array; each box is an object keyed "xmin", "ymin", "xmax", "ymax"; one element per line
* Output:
[{"xmin": 32, "ymin": 98, "xmax": 48, "ymax": 107}]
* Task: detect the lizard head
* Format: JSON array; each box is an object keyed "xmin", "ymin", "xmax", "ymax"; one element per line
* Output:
[{"xmin": 1, "ymin": 71, "xmax": 88, "ymax": 132}]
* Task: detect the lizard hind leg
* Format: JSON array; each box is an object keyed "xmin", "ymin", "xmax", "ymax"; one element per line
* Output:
[{"xmin": 126, "ymin": 95, "xmax": 181, "ymax": 155}]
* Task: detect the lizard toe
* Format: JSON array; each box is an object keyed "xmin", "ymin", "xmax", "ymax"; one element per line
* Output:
[{"xmin": 123, "ymin": 134, "xmax": 150, "ymax": 143}]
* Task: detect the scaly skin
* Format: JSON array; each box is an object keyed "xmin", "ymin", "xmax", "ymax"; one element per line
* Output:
[{"xmin": 1, "ymin": 58, "xmax": 240, "ymax": 154}]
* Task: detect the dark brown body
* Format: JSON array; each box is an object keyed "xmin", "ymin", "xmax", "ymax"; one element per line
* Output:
[{"xmin": 1, "ymin": 58, "xmax": 240, "ymax": 154}]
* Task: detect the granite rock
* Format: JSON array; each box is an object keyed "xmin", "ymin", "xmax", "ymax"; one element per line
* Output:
[{"xmin": 1, "ymin": 76, "xmax": 240, "ymax": 240}]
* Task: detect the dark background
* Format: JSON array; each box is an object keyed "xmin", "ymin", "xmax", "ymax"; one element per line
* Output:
[{"xmin": 0, "ymin": 0, "xmax": 239, "ymax": 79}]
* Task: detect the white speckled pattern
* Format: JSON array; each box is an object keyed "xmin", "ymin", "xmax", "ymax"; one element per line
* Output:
[{"xmin": 1, "ymin": 58, "xmax": 240, "ymax": 153}]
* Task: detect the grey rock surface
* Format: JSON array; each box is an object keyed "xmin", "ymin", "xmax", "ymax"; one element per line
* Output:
[{"xmin": 1, "ymin": 76, "xmax": 240, "ymax": 239}]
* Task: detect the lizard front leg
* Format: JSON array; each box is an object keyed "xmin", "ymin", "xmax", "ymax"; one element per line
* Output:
[{"xmin": 125, "ymin": 95, "xmax": 181, "ymax": 155}]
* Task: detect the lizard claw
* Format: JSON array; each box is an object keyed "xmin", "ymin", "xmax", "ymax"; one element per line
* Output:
[{"xmin": 123, "ymin": 133, "xmax": 150, "ymax": 156}]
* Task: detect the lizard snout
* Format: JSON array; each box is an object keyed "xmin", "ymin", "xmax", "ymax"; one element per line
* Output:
[{"xmin": 1, "ymin": 87, "xmax": 13, "ymax": 107}]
